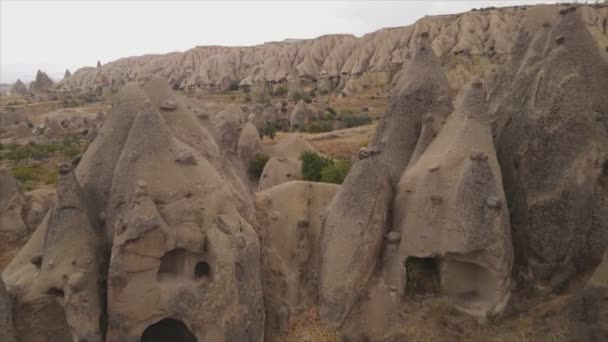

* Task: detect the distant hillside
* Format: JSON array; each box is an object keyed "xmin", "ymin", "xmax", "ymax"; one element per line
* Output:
[{"xmin": 56, "ymin": 4, "xmax": 607, "ymax": 95}]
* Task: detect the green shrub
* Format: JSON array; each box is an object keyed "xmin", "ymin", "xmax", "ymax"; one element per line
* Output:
[
  {"xmin": 273, "ymin": 86, "xmax": 288, "ymax": 97},
  {"xmin": 11, "ymin": 164, "xmax": 58, "ymax": 189},
  {"xmin": 243, "ymin": 95, "xmax": 252, "ymax": 103},
  {"xmin": 301, "ymin": 151, "xmax": 351, "ymax": 184},
  {"xmin": 300, "ymin": 151, "xmax": 333, "ymax": 182},
  {"xmin": 228, "ymin": 81, "xmax": 240, "ymax": 91},
  {"xmin": 302, "ymin": 94, "xmax": 313, "ymax": 104},
  {"xmin": 261, "ymin": 124, "xmax": 277, "ymax": 140},
  {"xmin": 248, "ymin": 153, "xmax": 270, "ymax": 178},
  {"xmin": 341, "ymin": 113, "xmax": 372, "ymax": 128},
  {"xmin": 321, "ymin": 159, "xmax": 351, "ymax": 184},
  {"xmin": 0, "ymin": 139, "xmax": 82, "ymax": 161},
  {"xmin": 303, "ymin": 120, "xmax": 334, "ymax": 133}
]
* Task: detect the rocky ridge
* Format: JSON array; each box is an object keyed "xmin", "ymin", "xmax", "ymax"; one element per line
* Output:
[{"xmin": 56, "ymin": 5, "xmax": 607, "ymax": 95}]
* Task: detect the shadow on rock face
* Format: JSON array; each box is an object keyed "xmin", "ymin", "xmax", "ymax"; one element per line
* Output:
[{"xmin": 141, "ymin": 318, "xmax": 197, "ymax": 342}]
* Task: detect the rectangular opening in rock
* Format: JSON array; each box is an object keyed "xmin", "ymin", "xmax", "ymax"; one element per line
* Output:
[{"xmin": 404, "ymin": 257, "xmax": 440, "ymax": 295}]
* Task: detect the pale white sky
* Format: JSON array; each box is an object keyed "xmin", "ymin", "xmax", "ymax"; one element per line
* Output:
[{"xmin": 0, "ymin": 0, "xmax": 577, "ymax": 83}]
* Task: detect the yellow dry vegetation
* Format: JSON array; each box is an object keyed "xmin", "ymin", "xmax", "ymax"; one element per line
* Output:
[{"xmin": 284, "ymin": 308, "xmax": 343, "ymax": 342}]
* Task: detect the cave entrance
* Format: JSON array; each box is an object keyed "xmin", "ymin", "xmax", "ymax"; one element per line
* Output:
[
  {"xmin": 157, "ymin": 248, "xmax": 211, "ymax": 282},
  {"xmin": 141, "ymin": 318, "xmax": 197, "ymax": 342},
  {"xmin": 404, "ymin": 257, "xmax": 440, "ymax": 295},
  {"xmin": 194, "ymin": 261, "xmax": 210, "ymax": 279}
]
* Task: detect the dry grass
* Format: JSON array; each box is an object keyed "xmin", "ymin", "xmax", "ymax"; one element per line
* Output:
[
  {"xmin": 262, "ymin": 125, "xmax": 374, "ymax": 160},
  {"xmin": 307, "ymin": 126, "xmax": 374, "ymax": 160},
  {"xmin": 284, "ymin": 308, "xmax": 343, "ymax": 342},
  {"xmin": 325, "ymin": 88, "xmax": 387, "ymax": 120},
  {"xmin": 388, "ymin": 290, "xmax": 575, "ymax": 342}
]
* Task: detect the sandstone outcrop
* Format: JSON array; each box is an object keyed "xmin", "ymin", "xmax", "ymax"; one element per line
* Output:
[
  {"xmin": 57, "ymin": 5, "xmax": 607, "ymax": 96},
  {"xmin": 105, "ymin": 100, "xmax": 263, "ymax": 341},
  {"xmin": 490, "ymin": 5, "xmax": 608, "ymax": 292},
  {"xmin": 3, "ymin": 164, "xmax": 102, "ymax": 342},
  {"xmin": 2, "ymin": 4, "xmax": 608, "ymax": 342},
  {"xmin": 319, "ymin": 33, "xmax": 453, "ymax": 326},
  {"xmin": 4, "ymin": 77, "xmax": 265, "ymax": 342},
  {"xmin": 0, "ymin": 277, "xmax": 16, "ymax": 342},
  {"xmin": 0, "ymin": 111, "xmax": 31, "ymax": 133},
  {"xmin": 390, "ymin": 79, "xmax": 512, "ymax": 317},
  {"xmin": 10, "ymin": 79, "xmax": 28, "ymax": 95},
  {"xmin": 238, "ymin": 122, "xmax": 263, "ymax": 165},
  {"xmin": 258, "ymin": 135, "xmax": 316, "ymax": 190},
  {"xmin": 0, "ymin": 168, "xmax": 30, "ymax": 242},
  {"xmin": 268, "ymin": 134, "xmax": 315, "ymax": 160},
  {"xmin": 28, "ymin": 70, "xmax": 55, "ymax": 93},
  {"xmin": 289, "ymin": 101, "xmax": 318, "ymax": 129},
  {"xmin": 22, "ymin": 188, "xmax": 56, "ymax": 230},
  {"xmin": 39, "ymin": 108, "xmax": 102, "ymax": 138},
  {"xmin": 258, "ymin": 157, "xmax": 301, "ymax": 191},
  {"xmin": 254, "ymin": 181, "xmax": 339, "ymax": 339}
]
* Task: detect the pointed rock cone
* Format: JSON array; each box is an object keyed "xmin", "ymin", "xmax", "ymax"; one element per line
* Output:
[
  {"xmin": 392, "ymin": 78, "xmax": 513, "ymax": 318},
  {"xmin": 6, "ymin": 165, "xmax": 104, "ymax": 342},
  {"xmin": 318, "ymin": 32, "xmax": 452, "ymax": 327},
  {"xmin": 11, "ymin": 79, "xmax": 28, "ymax": 95},
  {"xmin": 491, "ymin": 6, "xmax": 608, "ymax": 290}
]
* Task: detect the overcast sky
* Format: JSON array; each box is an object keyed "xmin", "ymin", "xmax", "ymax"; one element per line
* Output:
[{"xmin": 0, "ymin": 0, "xmax": 578, "ymax": 83}]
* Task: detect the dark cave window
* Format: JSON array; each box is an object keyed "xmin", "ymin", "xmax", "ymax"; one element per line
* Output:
[
  {"xmin": 46, "ymin": 287, "xmax": 65, "ymax": 298},
  {"xmin": 194, "ymin": 261, "xmax": 210, "ymax": 279},
  {"xmin": 141, "ymin": 318, "xmax": 197, "ymax": 342},
  {"xmin": 404, "ymin": 257, "xmax": 440, "ymax": 295}
]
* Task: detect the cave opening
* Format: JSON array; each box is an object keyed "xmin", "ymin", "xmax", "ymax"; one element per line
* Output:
[
  {"xmin": 46, "ymin": 287, "xmax": 65, "ymax": 298},
  {"xmin": 141, "ymin": 318, "xmax": 197, "ymax": 342},
  {"xmin": 194, "ymin": 261, "xmax": 210, "ymax": 279},
  {"xmin": 404, "ymin": 257, "xmax": 440, "ymax": 295},
  {"xmin": 157, "ymin": 248, "xmax": 211, "ymax": 282}
]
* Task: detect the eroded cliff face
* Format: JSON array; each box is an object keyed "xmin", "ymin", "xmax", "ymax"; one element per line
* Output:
[{"xmin": 57, "ymin": 5, "xmax": 607, "ymax": 95}]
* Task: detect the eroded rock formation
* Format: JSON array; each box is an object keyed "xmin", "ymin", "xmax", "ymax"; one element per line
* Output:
[
  {"xmin": 319, "ymin": 32, "xmax": 453, "ymax": 326},
  {"xmin": 4, "ymin": 77, "xmax": 265, "ymax": 342},
  {"xmin": 28, "ymin": 70, "xmax": 55, "ymax": 94},
  {"xmin": 56, "ymin": 5, "xmax": 607, "ymax": 96},
  {"xmin": 254, "ymin": 181, "xmax": 339, "ymax": 339},
  {"xmin": 490, "ymin": 5, "xmax": 608, "ymax": 291},
  {"xmin": 0, "ymin": 168, "xmax": 31, "ymax": 242},
  {"xmin": 10, "ymin": 79, "xmax": 28, "ymax": 96},
  {"xmin": 1, "ymin": 3, "xmax": 608, "ymax": 342},
  {"xmin": 391, "ymin": 79, "xmax": 512, "ymax": 317}
]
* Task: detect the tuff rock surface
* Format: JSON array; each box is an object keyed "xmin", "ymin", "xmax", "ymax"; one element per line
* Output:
[{"xmin": 1, "ymin": 3, "xmax": 608, "ymax": 342}]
